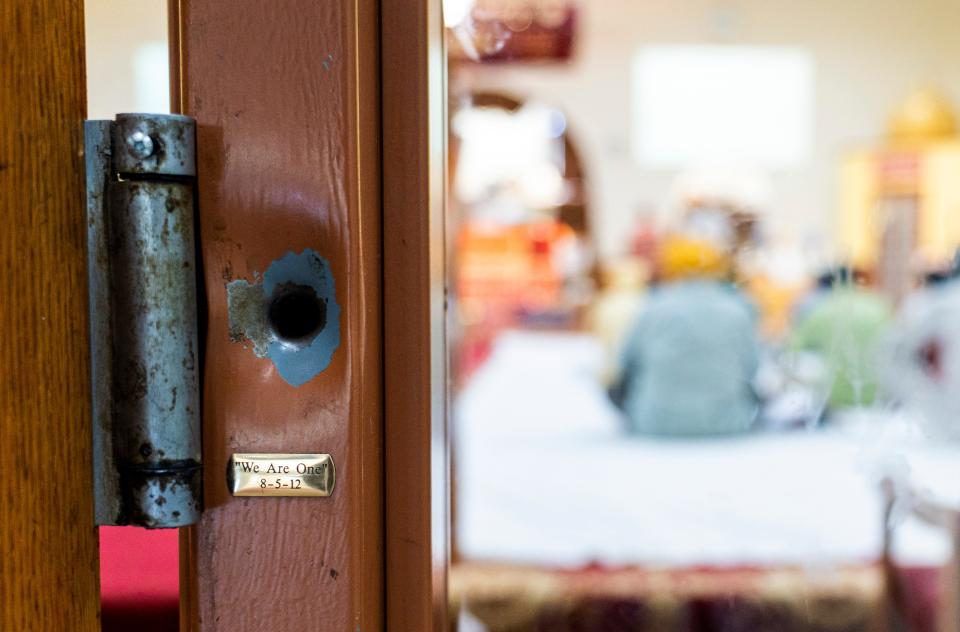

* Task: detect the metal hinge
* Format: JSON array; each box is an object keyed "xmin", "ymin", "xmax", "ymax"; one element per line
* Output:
[{"xmin": 85, "ymin": 114, "xmax": 202, "ymax": 528}]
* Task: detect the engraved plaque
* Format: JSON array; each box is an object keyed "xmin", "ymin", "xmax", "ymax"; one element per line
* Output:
[{"xmin": 228, "ymin": 453, "xmax": 335, "ymax": 497}]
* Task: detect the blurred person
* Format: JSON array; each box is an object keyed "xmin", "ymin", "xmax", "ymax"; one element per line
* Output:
[
  {"xmin": 884, "ymin": 258, "xmax": 960, "ymax": 439},
  {"xmin": 893, "ymin": 265, "xmax": 955, "ymax": 334},
  {"xmin": 791, "ymin": 268, "xmax": 841, "ymax": 323},
  {"xmin": 613, "ymin": 236, "xmax": 760, "ymax": 436},
  {"xmin": 668, "ymin": 166, "xmax": 771, "ymax": 256},
  {"xmin": 791, "ymin": 268, "xmax": 892, "ymax": 409}
]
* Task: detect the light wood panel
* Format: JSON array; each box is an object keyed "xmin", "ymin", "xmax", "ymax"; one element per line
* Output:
[
  {"xmin": 171, "ymin": 1, "xmax": 382, "ymax": 630},
  {"xmin": 0, "ymin": 1, "xmax": 100, "ymax": 630}
]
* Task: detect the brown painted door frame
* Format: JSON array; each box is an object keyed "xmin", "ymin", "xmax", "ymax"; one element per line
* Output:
[
  {"xmin": 171, "ymin": 1, "xmax": 382, "ymax": 629},
  {"xmin": 170, "ymin": 1, "xmax": 448, "ymax": 629},
  {"xmin": 382, "ymin": 0, "xmax": 450, "ymax": 630},
  {"xmin": 0, "ymin": 2, "xmax": 101, "ymax": 630}
]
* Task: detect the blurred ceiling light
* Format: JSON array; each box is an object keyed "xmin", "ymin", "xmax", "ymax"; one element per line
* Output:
[
  {"xmin": 519, "ymin": 163, "xmax": 565, "ymax": 208},
  {"xmin": 547, "ymin": 109, "xmax": 567, "ymax": 138},
  {"xmin": 453, "ymin": 103, "xmax": 567, "ymax": 209},
  {"xmin": 444, "ymin": 0, "xmax": 473, "ymax": 28}
]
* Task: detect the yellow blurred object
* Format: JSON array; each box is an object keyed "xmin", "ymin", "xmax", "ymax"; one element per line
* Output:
[
  {"xmin": 587, "ymin": 258, "xmax": 648, "ymax": 384},
  {"xmin": 743, "ymin": 274, "xmax": 807, "ymax": 339},
  {"xmin": 839, "ymin": 88, "xmax": 960, "ymax": 295},
  {"xmin": 888, "ymin": 87, "xmax": 958, "ymax": 143},
  {"xmin": 657, "ymin": 236, "xmax": 731, "ymax": 281},
  {"xmin": 838, "ymin": 150, "xmax": 878, "ymax": 269},
  {"xmin": 598, "ymin": 257, "xmax": 648, "ymax": 290}
]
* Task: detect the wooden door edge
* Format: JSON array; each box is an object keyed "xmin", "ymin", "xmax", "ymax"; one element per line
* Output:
[
  {"xmin": 171, "ymin": 2, "xmax": 384, "ymax": 630},
  {"xmin": 352, "ymin": 0, "xmax": 387, "ymax": 626},
  {"xmin": 0, "ymin": 1, "xmax": 100, "ymax": 629},
  {"xmin": 170, "ymin": 0, "xmax": 446, "ymax": 628},
  {"xmin": 382, "ymin": 0, "xmax": 450, "ymax": 630}
]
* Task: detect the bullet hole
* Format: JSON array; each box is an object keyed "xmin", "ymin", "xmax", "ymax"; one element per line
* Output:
[{"xmin": 267, "ymin": 283, "xmax": 326, "ymax": 345}]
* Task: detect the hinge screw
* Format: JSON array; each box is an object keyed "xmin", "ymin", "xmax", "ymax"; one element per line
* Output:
[{"xmin": 125, "ymin": 131, "xmax": 155, "ymax": 159}]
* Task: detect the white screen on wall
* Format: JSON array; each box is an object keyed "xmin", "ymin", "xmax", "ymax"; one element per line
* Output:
[{"xmin": 632, "ymin": 45, "xmax": 815, "ymax": 169}]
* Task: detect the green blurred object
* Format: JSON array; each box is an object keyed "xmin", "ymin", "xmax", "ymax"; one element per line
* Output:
[{"xmin": 792, "ymin": 287, "xmax": 893, "ymax": 408}]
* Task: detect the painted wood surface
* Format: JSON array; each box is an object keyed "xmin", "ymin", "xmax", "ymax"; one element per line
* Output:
[
  {"xmin": 0, "ymin": 1, "xmax": 100, "ymax": 630},
  {"xmin": 382, "ymin": 1, "xmax": 451, "ymax": 630},
  {"xmin": 171, "ymin": 1, "xmax": 382, "ymax": 630}
]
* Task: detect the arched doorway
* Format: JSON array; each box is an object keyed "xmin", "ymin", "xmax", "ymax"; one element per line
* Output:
[{"xmin": 448, "ymin": 91, "xmax": 594, "ymax": 379}]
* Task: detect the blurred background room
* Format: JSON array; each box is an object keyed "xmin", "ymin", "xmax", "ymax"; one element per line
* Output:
[{"xmin": 444, "ymin": 1, "xmax": 960, "ymax": 631}]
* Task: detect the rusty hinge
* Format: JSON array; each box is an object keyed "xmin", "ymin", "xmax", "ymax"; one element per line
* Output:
[{"xmin": 85, "ymin": 114, "xmax": 202, "ymax": 528}]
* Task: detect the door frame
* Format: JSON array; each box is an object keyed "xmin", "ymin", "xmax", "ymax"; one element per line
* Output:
[
  {"xmin": 170, "ymin": 1, "xmax": 384, "ymax": 629},
  {"xmin": 169, "ymin": 1, "xmax": 449, "ymax": 628},
  {"xmin": 169, "ymin": 0, "xmax": 449, "ymax": 629},
  {"xmin": 382, "ymin": 0, "xmax": 450, "ymax": 630}
]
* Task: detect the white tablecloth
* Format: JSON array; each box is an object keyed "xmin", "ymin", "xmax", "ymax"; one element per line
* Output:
[{"xmin": 455, "ymin": 331, "xmax": 960, "ymax": 568}]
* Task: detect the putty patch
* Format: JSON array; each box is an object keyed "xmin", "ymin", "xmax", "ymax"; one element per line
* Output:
[{"xmin": 226, "ymin": 249, "xmax": 341, "ymax": 386}]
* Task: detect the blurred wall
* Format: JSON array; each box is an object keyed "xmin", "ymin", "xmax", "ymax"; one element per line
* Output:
[
  {"xmin": 85, "ymin": 0, "xmax": 169, "ymax": 119},
  {"xmin": 456, "ymin": 0, "xmax": 960, "ymax": 263}
]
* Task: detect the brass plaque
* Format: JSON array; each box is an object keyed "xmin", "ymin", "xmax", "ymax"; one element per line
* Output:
[{"xmin": 228, "ymin": 453, "xmax": 335, "ymax": 497}]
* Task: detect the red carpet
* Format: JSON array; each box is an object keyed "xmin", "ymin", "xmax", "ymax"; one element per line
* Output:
[{"xmin": 100, "ymin": 526, "xmax": 179, "ymax": 632}]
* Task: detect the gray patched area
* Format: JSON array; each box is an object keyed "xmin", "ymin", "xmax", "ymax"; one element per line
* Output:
[{"xmin": 227, "ymin": 276, "xmax": 270, "ymax": 357}]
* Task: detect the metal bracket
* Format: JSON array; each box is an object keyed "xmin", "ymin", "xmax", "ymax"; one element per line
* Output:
[{"xmin": 85, "ymin": 114, "xmax": 202, "ymax": 528}]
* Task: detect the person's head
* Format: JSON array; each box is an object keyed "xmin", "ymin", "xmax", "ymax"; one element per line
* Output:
[
  {"xmin": 815, "ymin": 265, "xmax": 867, "ymax": 289},
  {"xmin": 925, "ymin": 270, "xmax": 951, "ymax": 286},
  {"xmin": 656, "ymin": 236, "xmax": 731, "ymax": 282},
  {"xmin": 920, "ymin": 248, "xmax": 960, "ymax": 286}
]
